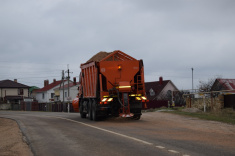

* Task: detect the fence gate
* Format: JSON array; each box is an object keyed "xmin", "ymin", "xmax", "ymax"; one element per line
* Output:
[{"xmin": 26, "ymin": 102, "xmax": 31, "ymax": 111}]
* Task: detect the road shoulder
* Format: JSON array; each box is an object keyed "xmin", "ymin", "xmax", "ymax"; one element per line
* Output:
[{"xmin": 0, "ymin": 117, "xmax": 33, "ymax": 156}]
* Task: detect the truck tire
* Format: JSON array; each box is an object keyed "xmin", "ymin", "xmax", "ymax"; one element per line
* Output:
[
  {"xmin": 88, "ymin": 100, "xmax": 93, "ymax": 120},
  {"xmin": 133, "ymin": 115, "xmax": 141, "ymax": 120},
  {"xmin": 92, "ymin": 100, "xmax": 98, "ymax": 121},
  {"xmin": 80, "ymin": 101, "xmax": 86, "ymax": 118}
]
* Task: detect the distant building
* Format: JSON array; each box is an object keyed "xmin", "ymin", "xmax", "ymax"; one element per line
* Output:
[
  {"xmin": 144, "ymin": 77, "xmax": 178, "ymax": 108},
  {"xmin": 35, "ymin": 79, "xmax": 70, "ymax": 103},
  {"xmin": 211, "ymin": 78, "xmax": 235, "ymax": 108},
  {"xmin": 54, "ymin": 77, "xmax": 79, "ymax": 103},
  {"xmin": 29, "ymin": 86, "xmax": 40, "ymax": 99},
  {"xmin": 211, "ymin": 79, "xmax": 235, "ymax": 92},
  {"xmin": 145, "ymin": 77, "xmax": 178, "ymax": 101},
  {"xmin": 0, "ymin": 79, "xmax": 30, "ymax": 104}
]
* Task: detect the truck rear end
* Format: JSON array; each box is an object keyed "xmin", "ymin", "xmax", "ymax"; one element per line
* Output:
[{"xmin": 79, "ymin": 50, "xmax": 147, "ymax": 120}]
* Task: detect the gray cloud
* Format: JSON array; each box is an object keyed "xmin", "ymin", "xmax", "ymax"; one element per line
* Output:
[{"xmin": 0, "ymin": 0, "xmax": 235, "ymax": 89}]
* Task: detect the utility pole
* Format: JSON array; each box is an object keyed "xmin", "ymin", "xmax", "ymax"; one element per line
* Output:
[
  {"xmin": 65, "ymin": 64, "xmax": 73, "ymax": 113},
  {"xmin": 191, "ymin": 68, "xmax": 194, "ymax": 93},
  {"xmin": 62, "ymin": 70, "xmax": 65, "ymax": 112}
]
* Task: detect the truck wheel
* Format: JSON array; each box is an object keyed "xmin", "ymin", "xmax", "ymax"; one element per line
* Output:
[
  {"xmin": 133, "ymin": 115, "xmax": 141, "ymax": 120},
  {"xmin": 80, "ymin": 102, "xmax": 86, "ymax": 118},
  {"xmin": 92, "ymin": 100, "xmax": 98, "ymax": 121},
  {"xmin": 88, "ymin": 100, "xmax": 93, "ymax": 120}
]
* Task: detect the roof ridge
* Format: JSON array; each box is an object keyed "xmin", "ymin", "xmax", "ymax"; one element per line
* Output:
[
  {"xmin": 0, "ymin": 79, "xmax": 30, "ymax": 88},
  {"xmin": 36, "ymin": 80, "xmax": 64, "ymax": 92}
]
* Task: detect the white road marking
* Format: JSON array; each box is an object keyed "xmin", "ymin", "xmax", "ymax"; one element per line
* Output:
[
  {"xmin": 1, "ymin": 113, "xmax": 191, "ymax": 156},
  {"xmin": 168, "ymin": 150, "xmax": 180, "ymax": 154},
  {"xmin": 156, "ymin": 146, "xmax": 165, "ymax": 149},
  {"xmin": 53, "ymin": 116, "xmax": 153, "ymax": 145}
]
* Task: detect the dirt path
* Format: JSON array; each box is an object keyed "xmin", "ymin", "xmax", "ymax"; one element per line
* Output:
[{"xmin": 0, "ymin": 118, "xmax": 33, "ymax": 156}]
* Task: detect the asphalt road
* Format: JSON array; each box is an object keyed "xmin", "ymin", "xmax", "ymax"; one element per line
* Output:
[{"xmin": 0, "ymin": 111, "xmax": 235, "ymax": 156}]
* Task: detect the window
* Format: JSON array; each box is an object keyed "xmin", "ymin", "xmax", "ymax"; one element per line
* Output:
[
  {"xmin": 51, "ymin": 93, "xmax": 54, "ymax": 98},
  {"xmin": 65, "ymin": 92, "xmax": 67, "ymax": 98},
  {"xmin": 42, "ymin": 93, "xmax": 44, "ymax": 99},
  {"xmin": 149, "ymin": 88, "xmax": 155, "ymax": 96},
  {"xmin": 18, "ymin": 89, "xmax": 24, "ymax": 95}
]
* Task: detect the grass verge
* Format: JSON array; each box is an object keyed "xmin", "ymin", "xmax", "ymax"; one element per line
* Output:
[{"xmin": 158, "ymin": 107, "xmax": 235, "ymax": 125}]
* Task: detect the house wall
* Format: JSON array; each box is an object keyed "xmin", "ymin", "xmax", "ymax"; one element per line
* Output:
[
  {"xmin": 36, "ymin": 89, "xmax": 56, "ymax": 103},
  {"xmin": 35, "ymin": 80, "xmax": 71, "ymax": 103},
  {"xmin": 163, "ymin": 82, "xmax": 177, "ymax": 93},
  {"xmin": 59, "ymin": 86, "xmax": 78, "ymax": 102},
  {"xmin": 36, "ymin": 92, "xmax": 46, "ymax": 103},
  {"xmin": 30, "ymin": 91, "xmax": 37, "ymax": 99},
  {"xmin": 0, "ymin": 88, "xmax": 29, "ymax": 98},
  {"xmin": 157, "ymin": 82, "xmax": 177, "ymax": 99}
]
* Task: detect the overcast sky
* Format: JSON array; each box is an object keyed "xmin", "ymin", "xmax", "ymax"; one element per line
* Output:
[{"xmin": 1, "ymin": 0, "xmax": 235, "ymax": 90}]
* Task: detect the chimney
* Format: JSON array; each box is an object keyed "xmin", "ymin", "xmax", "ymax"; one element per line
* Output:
[
  {"xmin": 44, "ymin": 80, "xmax": 49, "ymax": 87},
  {"xmin": 159, "ymin": 76, "xmax": 163, "ymax": 85},
  {"xmin": 53, "ymin": 79, "xmax": 56, "ymax": 84},
  {"xmin": 14, "ymin": 79, "xmax": 17, "ymax": 83},
  {"xmin": 73, "ymin": 77, "xmax": 76, "ymax": 85},
  {"xmin": 44, "ymin": 80, "xmax": 47, "ymax": 87}
]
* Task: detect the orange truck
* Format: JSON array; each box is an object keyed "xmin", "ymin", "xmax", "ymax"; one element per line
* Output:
[{"xmin": 77, "ymin": 50, "xmax": 148, "ymax": 120}]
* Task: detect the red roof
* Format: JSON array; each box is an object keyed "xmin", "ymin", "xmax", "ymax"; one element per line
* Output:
[
  {"xmin": 54, "ymin": 82, "xmax": 79, "ymax": 90},
  {"xmin": 36, "ymin": 80, "xmax": 64, "ymax": 92},
  {"xmin": 217, "ymin": 79, "xmax": 235, "ymax": 90}
]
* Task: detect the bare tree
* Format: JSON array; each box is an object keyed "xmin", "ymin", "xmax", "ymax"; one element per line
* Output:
[
  {"xmin": 174, "ymin": 91, "xmax": 186, "ymax": 106},
  {"xmin": 198, "ymin": 77, "xmax": 222, "ymax": 92}
]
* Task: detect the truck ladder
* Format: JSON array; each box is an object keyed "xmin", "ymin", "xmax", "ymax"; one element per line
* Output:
[{"xmin": 137, "ymin": 75, "xmax": 143, "ymax": 94}]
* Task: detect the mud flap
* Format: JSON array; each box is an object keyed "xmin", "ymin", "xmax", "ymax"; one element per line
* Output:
[{"xmin": 120, "ymin": 93, "xmax": 134, "ymax": 117}]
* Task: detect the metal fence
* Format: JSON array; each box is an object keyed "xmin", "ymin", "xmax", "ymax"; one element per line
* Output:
[{"xmin": 37, "ymin": 103, "xmax": 74, "ymax": 112}]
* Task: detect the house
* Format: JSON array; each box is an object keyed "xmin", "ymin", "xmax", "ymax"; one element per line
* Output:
[
  {"xmin": 211, "ymin": 79, "xmax": 235, "ymax": 108},
  {"xmin": 211, "ymin": 79, "xmax": 235, "ymax": 92},
  {"xmin": 145, "ymin": 77, "xmax": 178, "ymax": 101},
  {"xmin": 29, "ymin": 86, "xmax": 40, "ymax": 99},
  {"xmin": 0, "ymin": 79, "xmax": 30, "ymax": 104},
  {"xmin": 54, "ymin": 77, "xmax": 79, "ymax": 103},
  {"xmin": 35, "ymin": 79, "xmax": 70, "ymax": 103}
]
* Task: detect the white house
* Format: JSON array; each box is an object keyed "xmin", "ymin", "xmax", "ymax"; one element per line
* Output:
[
  {"xmin": 35, "ymin": 79, "xmax": 70, "ymax": 103},
  {"xmin": 54, "ymin": 81, "xmax": 79, "ymax": 103}
]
